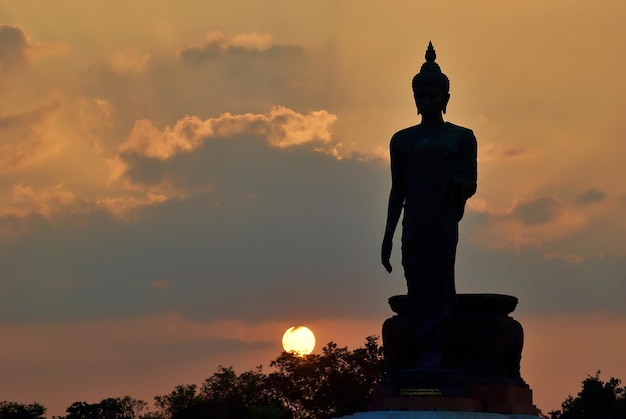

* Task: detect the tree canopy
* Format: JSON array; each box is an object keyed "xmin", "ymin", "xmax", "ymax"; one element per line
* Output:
[
  {"xmin": 2, "ymin": 336, "xmax": 383, "ymax": 419},
  {"xmin": 6, "ymin": 339, "xmax": 626, "ymax": 419},
  {"xmin": 0, "ymin": 402, "xmax": 46, "ymax": 419},
  {"xmin": 549, "ymin": 371, "xmax": 626, "ymax": 419},
  {"xmin": 152, "ymin": 336, "xmax": 384, "ymax": 419}
]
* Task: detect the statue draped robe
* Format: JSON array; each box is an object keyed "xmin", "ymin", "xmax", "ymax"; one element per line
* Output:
[{"xmin": 389, "ymin": 122, "xmax": 477, "ymax": 338}]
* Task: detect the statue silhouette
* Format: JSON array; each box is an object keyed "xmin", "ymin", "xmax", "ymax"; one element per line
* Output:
[{"xmin": 381, "ymin": 42, "xmax": 477, "ymax": 368}]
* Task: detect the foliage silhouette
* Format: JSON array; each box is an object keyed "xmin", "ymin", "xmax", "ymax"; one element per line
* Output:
[
  {"xmin": 266, "ymin": 336, "xmax": 384, "ymax": 418},
  {"xmin": 8, "ymin": 344, "xmax": 626, "ymax": 419},
  {"xmin": 4, "ymin": 337, "xmax": 384, "ymax": 419},
  {"xmin": 152, "ymin": 374, "xmax": 283, "ymax": 419},
  {"xmin": 0, "ymin": 401, "xmax": 46, "ymax": 419},
  {"xmin": 53, "ymin": 397, "xmax": 147, "ymax": 419},
  {"xmin": 549, "ymin": 371, "xmax": 626, "ymax": 419},
  {"xmin": 152, "ymin": 336, "xmax": 384, "ymax": 419}
]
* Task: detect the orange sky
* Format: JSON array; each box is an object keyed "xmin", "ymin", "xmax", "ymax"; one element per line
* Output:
[{"xmin": 1, "ymin": 1, "xmax": 626, "ymax": 416}]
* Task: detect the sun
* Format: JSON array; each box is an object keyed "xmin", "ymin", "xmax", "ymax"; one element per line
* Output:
[{"xmin": 282, "ymin": 326, "xmax": 316, "ymax": 356}]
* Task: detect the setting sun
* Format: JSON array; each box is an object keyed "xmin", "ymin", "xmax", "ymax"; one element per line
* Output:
[{"xmin": 282, "ymin": 326, "xmax": 316, "ymax": 356}]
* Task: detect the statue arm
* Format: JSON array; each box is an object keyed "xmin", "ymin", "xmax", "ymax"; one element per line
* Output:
[
  {"xmin": 449, "ymin": 130, "xmax": 478, "ymax": 220},
  {"xmin": 382, "ymin": 137, "xmax": 405, "ymax": 273},
  {"xmin": 457, "ymin": 130, "xmax": 478, "ymax": 198}
]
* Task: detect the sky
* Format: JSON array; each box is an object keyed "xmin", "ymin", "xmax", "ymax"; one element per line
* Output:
[{"xmin": 1, "ymin": 0, "xmax": 625, "ymax": 416}]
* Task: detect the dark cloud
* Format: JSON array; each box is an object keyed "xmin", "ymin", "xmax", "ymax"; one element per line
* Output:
[
  {"xmin": 3, "ymin": 121, "xmax": 626, "ymax": 327},
  {"xmin": 574, "ymin": 188, "xmax": 606, "ymax": 204},
  {"xmin": 456, "ymin": 239, "xmax": 626, "ymax": 317},
  {"xmin": 180, "ymin": 42, "xmax": 303, "ymax": 65},
  {"xmin": 0, "ymin": 24, "xmax": 29, "ymax": 72},
  {"xmin": 0, "ymin": 98, "xmax": 63, "ymax": 172},
  {"xmin": 0, "ymin": 131, "xmax": 392, "ymax": 324},
  {"xmin": 511, "ymin": 196, "xmax": 564, "ymax": 225},
  {"xmin": 80, "ymin": 40, "xmax": 319, "ymax": 139},
  {"xmin": 483, "ymin": 145, "xmax": 531, "ymax": 159},
  {"xmin": 500, "ymin": 147, "xmax": 529, "ymax": 158},
  {"xmin": 176, "ymin": 40, "xmax": 310, "ymax": 115},
  {"xmin": 179, "ymin": 44, "xmax": 220, "ymax": 63},
  {"xmin": 0, "ymin": 98, "xmax": 61, "ymax": 130}
]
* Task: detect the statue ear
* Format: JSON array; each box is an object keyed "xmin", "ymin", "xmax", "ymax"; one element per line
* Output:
[
  {"xmin": 442, "ymin": 93, "xmax": 451, "ymax": 114},
  {"xmin": 414, "ymin": 92, "xmax": 420, "ymax": 115}
]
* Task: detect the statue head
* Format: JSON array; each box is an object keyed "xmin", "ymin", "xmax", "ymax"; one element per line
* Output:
[{"xmin": 412, "ymin": 42, "xmax": 450, "ymax": 115}]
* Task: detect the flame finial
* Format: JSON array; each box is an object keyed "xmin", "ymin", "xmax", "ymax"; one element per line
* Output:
[
  {"xmin": 412, "ymin": 41, "xmax": 449, "ymax": 95},
  {"xmin": 425, "ymin": 41, "xmax": 436, "ymax": 62}
]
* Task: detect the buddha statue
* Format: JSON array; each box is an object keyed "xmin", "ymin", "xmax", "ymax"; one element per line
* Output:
[{"xmin": 381, "ymin": 42, "xmax": 478, "ymax": 368}]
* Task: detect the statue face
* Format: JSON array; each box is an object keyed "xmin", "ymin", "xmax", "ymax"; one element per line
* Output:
[{"xmin": 413, "ymin": 85, "xmax": 450, "ymax": 117}]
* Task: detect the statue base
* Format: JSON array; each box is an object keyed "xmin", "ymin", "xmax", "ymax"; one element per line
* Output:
[
  {"xmin": 369, "ymin": 294, "xmax": 540, "ymax": 417},
  {"xmin": 367, "ymin": 372, "xmax": 539, "ymax": 416},
  {"xmin": 368, "ymin": 379, "xmax": 539, "ymax": 418}
]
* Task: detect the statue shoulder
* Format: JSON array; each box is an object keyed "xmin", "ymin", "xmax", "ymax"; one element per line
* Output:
[
  {"xmin": 445, "ymin": 122, "xmax": 475, "ymax": 138},
  {"xmin": 391, "ymin": 125, "xmax": 420, "ymax": 143}
]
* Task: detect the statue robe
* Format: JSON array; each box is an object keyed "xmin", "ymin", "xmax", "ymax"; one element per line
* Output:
[{"xmin": 389, "ymin": 122, "xmax": 477, "ymax": 337}]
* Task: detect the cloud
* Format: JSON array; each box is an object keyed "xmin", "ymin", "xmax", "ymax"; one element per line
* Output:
[
  {"xmin": 0, "ymin": 183, "xmax": 79, "ymax": 238},
  {"xmin": 120, "ymin": 117, "xmax": 207, "ymax": 160},
  {"xmin": 0, "ymin": 183, "xmax": 179, "ymax": 238},
  {"xmin": 574, "ymin": 188, "xmax": 606, "ymax": 204},
  {"xmin": 229, "ymin": 32, "xmax": 274, "ymax": 50},
  {"xmin": 0, "ymin": 97, "xmax": 64, "ymax": 173},
  {"xmin": 266, "ymin": 107, "xmax": 337, "ymax": 148},
  {"xmin": 76, "ymin": 33, "xmax": 321, "ymax": 148},
  {"xmin": 479, "ymin": 143, "xmax": 532, "ymax": 161},
  {"xmin": 79, "ymin": 98, "xmax": 114, "ymax": 153},
  {"xmin": 463, "ymin": 195, "xmax": 589, "ymax": 257},
  {"xmin": 95, "ymin": 193, "xmax": 169, "ymax": 220},
  {"xmin": 2, "ymin": 118, "xmax": 619, "ymax": 334},
  {"xmin": 117, "ymin": 106, "xmax": 337, "ymax": 163},
  {"xmin": 110, "ymin": 48, "xmax": 151, "ymax": 75},
  {"xmin": 511, "ymin": 196, "xmax": 565, "ymax": 226},
  {"xmin": 0, "ymin": 24, "xmax": 69, "ymax": 73},
  {"xmin": 0, "ymin": 123, "xmax": 391, "ymax": 324},
  {"xmin": 0, "ymin": 24, "xmax": 29, "ymax": 71},
  {"xmin": 2, "ymin": 97, "xmax": 622, "ymax": 328},
  {"xmin": 6, "ymin": 182, "xmax": 76, "ymax": 214},
  {"xmin": 456, "ymin": 239, "xmax": 626, "ymax": 317},
  {"xmin": 179, "ymin": 31, "xmax": 299, "ymax": 64}
]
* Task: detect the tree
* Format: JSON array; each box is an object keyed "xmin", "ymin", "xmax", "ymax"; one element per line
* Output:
[
  {"xmin": 2, "ymin": 336, "xmax": 384, "ymax": 419},
  {"xmin": 153, "ymin": 384, "xmax": 208, "ymax": 419},
  {"xmin": 152, "ymin": 336, "xmax": 384, "ymax": 419},
  {"xmin": 154, "ymin": 369, "xmax": 286, "ymax": 419},
  {"xmin": 60, "ymin": 396, "xmax": 148, "ymax": 419},
  {"xmin": 267, "ymin": 335, "xmax": 385, "ymax": 419},
  {"xmin": 550, "ymin": 371, "xmax": 626, "ymax": 419},
  {"xmin": 200, "ymin": 366, "xmax": 285, "ymax": 418},
  {"xmin": 0, "ymin": 402, "xmax": 46, "ymax": 419}
]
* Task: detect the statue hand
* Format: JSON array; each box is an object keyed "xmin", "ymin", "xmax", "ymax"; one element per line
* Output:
[{"xmin": 381, "ymin": 235, "xmax": 393, "ymax": 273}]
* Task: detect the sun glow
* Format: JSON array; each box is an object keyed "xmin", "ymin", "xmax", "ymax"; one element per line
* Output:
[{"xmin": 282, "ymin": 326, "xmax": 316, "ymax": 356}]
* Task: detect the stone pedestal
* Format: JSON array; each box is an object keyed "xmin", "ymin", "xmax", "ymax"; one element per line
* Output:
[{"xmin": 368, "ymin": 294, "xmax": 540, "ymax": 417}]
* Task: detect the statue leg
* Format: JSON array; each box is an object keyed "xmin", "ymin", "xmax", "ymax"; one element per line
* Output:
[{"xmin": 402, "ymin": 232, "xmax": 457, "ymax": 368}]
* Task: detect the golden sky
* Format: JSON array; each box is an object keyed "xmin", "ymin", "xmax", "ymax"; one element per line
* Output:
[{"xmin": 1, "ymin": 1, "xmax": 626, "ymax": 416}]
